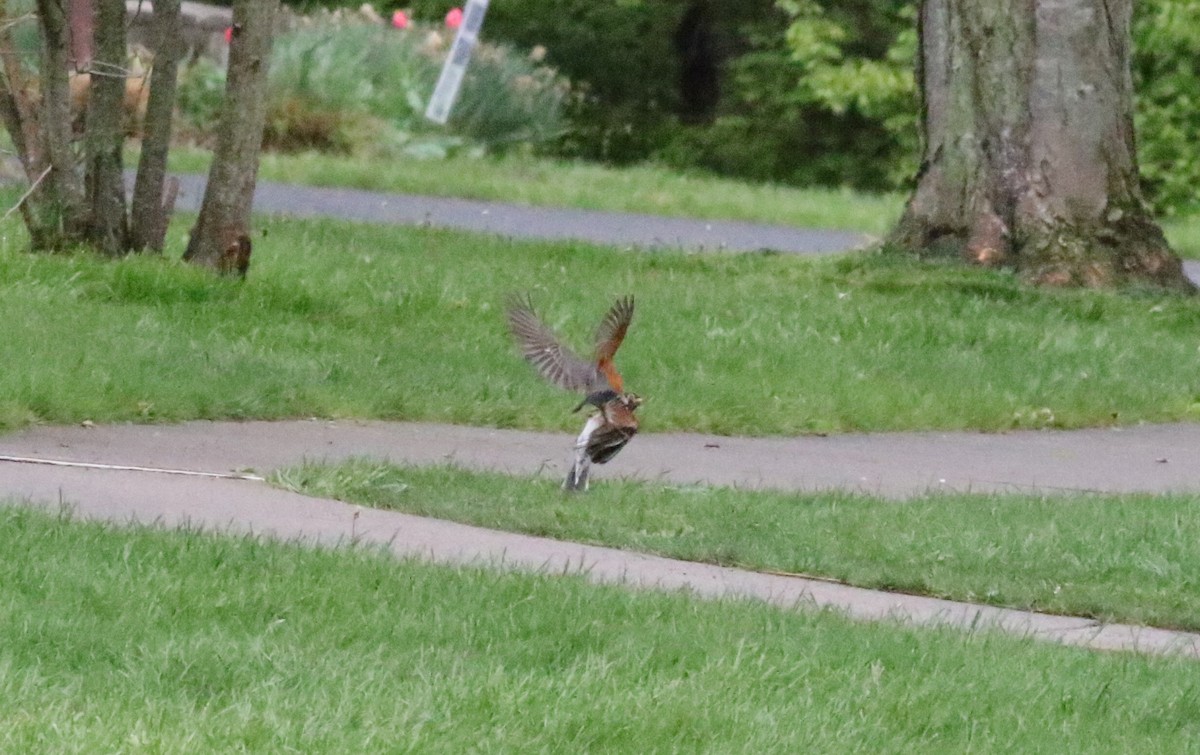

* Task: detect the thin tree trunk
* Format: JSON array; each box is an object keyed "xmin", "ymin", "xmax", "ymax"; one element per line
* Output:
[
  {"xmin": 129, "ymin": 0, "xmax": 182, "ymax": 252},
  {"xmin": 184, "ymin": 0, "xmax": 278, "ymax": 274},
  {"xmin": 82, "ymin": 0, "xmax": 128, "ymax": 255},
  {"xmin": 890, "ymin": 0, "xmax": 1191, "ymax": 291},
  {"xmin": 34, "ymin": 0, "xmax": 87, "ymax": 248},
  {"xmin": 0, "ymin": 3, "xmax": 42, "ymax": 178},
  {"xmin": 0, "ymin": 3, "xmax": 42, "ymax": 233},
  {"xmin": 67, "ymin": 0, "xmax": 92, "ymax": 70}
]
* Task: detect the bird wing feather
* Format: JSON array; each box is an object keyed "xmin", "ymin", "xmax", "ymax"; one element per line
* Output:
[
  {"xmin": 506, "ymin": 296, "xmax": 599, "ymax": 392},
  {"xmin": 594, "ymin": 295, "xmax": 634, "ymax": 364},
  {"xmin": 593, "ymin": 296, "xmax": 634, "ymax": 391}
]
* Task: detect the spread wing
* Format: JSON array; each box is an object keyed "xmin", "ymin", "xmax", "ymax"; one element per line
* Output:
[
  {"xmin": 594, "ymin": 296, "xmax": 634, "ymax": 363},
  {"xmin": 593, "ymin": 296, "xmax": 634, "ymax": 391},
  {"xmin": 506, "ymin": 295, "xmax": 598, "ymax": 392}
]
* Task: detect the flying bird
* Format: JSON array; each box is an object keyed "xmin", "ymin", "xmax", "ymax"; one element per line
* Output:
[{"xmin": 506, "ymin": 295, "xmax": 642, "ymax": 491}]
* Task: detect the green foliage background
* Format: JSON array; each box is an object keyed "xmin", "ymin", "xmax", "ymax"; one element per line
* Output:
[{"xmin": 263, "ymin": 1, "xmax": 1199, "ymax": 212}]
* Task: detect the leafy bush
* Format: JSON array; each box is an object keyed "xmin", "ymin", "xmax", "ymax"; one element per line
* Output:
[
  {"xmin": 408, "ymin": 0, "xmax": 684, "ymax": 163},
  {"xmin": 174, "ymin": 57, "xmax": 227, "ymax": 137},
  {"xmin": 1132, "ymin": 0, "xmax": 1200, "ymax": 215},
  {"xmin": 177, "ymin": 10, "xmax": 566, "ymax": 157},
  {"xmin": 277, "ymin": 17, "xmax": 566, "ymax": 154},
  {"xmin": 657, "ymin": 3, "xmax": 914, "ymax": 190},
  {"xmin": 772, "ymin": 0, "xmax": 1200, "ymax": 213}
]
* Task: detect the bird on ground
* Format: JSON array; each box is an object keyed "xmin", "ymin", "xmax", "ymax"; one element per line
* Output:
[{"xmin": 506, "ymin": 294, "xmax": 642, "ymax": 491}]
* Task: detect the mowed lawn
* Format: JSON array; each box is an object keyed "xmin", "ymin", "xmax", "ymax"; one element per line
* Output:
[
  {"xmin": 2, "ymin": 506, "xmax": 1199, "ymax": 752},
  {"xmin": 276, "ymin": 460, "xmax": 1200, "ymax": 632},
  {"xmin": 4, "ymin": 211, "xmax": 1200, "ymax": 434}
]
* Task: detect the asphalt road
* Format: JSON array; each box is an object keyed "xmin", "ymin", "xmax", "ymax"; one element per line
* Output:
[{"xmin": 169, "ymin": 172, "xmax": 873, "ymax": 253}]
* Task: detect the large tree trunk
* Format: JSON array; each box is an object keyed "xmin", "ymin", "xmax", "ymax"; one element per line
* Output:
[
  {"xmin": 184, "ymin": 0, "xmax": 278, "ymax": 276},
  {"xmin": 890, "ymin": 0, "xmax": 1192, "ymax": 291}
]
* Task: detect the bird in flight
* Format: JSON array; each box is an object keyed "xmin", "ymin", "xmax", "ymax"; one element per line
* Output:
[{"xmin": 506, "ymin": 294, "xmax": 642, "ymax": 491}]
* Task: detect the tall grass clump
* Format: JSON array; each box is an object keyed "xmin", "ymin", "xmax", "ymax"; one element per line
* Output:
[{"xmin": 176, "ymin": 14, "xmax": 567, "ymax": 157}]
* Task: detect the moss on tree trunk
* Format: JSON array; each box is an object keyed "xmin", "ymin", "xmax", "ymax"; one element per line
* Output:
[{"xmin": 890, "ymin": 0, "xmax": 1192, "ymax": 291}]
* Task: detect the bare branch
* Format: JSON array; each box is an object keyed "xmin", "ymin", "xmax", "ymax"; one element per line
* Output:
[{"xmin": 3, "ymin": 163, "xmax": 52, "ymax": 221}]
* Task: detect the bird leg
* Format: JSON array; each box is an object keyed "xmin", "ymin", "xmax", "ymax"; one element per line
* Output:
[{"xmin": 564, "ymin": 413, "xmax": 603, "ymax": 492}]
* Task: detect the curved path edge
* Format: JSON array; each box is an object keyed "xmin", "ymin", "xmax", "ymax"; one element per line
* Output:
[{"xmin": 3, "ymin": 419, "xmax": 1200, "ymax": 658}]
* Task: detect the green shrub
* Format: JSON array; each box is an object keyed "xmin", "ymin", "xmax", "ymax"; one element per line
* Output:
[
  {"xmin": 1133, "ymin": 0, "xmax": 1200, "ymax": 215},
  {"xmin": 407, "ymin": 0, "xmax": 684, "ymax": 163},
  {"xmin": 772, "ymin": 0, "xmax": 1200, "ymax": 213},
  {"xmin": 177, "ymin": 14, "xmax": 566, "ymax": 157},
  {"xmin": 297, "ymin": 20, "xmax": 568, "ymax": 153},
  {"xmin": 655, "ymin": 3, "xmax": 913, "ymax": 190},
  {"xmin": 174, "ymin": 57, "xmax": 227, "ymax": 137}
]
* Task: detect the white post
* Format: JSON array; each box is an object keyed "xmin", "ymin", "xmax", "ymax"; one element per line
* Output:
[{"xmin": 425, "ymin": 0, "xmax": 490, "ymax": 125}]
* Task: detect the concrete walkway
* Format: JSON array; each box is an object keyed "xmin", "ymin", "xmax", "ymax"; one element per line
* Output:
[{"xmin": 3, "ymin": 419, "xmax": 1200, "ymax": 658}]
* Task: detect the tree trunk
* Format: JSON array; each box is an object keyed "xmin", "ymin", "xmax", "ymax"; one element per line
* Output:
[
  {"xmin": 890, "ymin": 0, "xmax": 1192, "ymax": 291},
  {"xmin": 0, "ymin": 2, "xmax": 43, "ymax": 234},
  {"xmin": 129, "ymin": 0, "xmax": 183, "ymax": 252},
  {"xmin": 34, "ymin": 0, "xmax": 88, "ymax": 249},
  {"xmin": 2, "ymin": 1, "xmax": 185, "ymax": 255},
  {"xmin": 67, "ymin": 0, "xmax": 93, "ymax": 70},
  {"xmin": 184, "ymin": 0, "xmax": 278, "ymax": 275},
  {"xmin": 82, "ymin": 0, "xmax": 128, "ymax": 255}
]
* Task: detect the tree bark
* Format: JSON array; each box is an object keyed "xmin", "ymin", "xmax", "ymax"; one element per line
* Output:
[
  {"xmin": 82, "ymin": 0, "xmax": 129, "ymax": 255},
  {"xmin": 890, "ymin": 0, "xmax": 1192, "ymax": 291},
  {"xmin": 67, "ymin": 0, "xmax": 93, "ymax": 70},
  {"xmin": 184, "ymin": 0, "xmax": 278, "ymax": 274},
  {"xmin": 0, "ymin": 3, "xmax": 43, "ymax": 234},
  {"xmin": 34, "ymin": 0, "xmax": 88, "ymax": 249},
  {"xmin": 129, "ymin": 0, "xmax": 182, "ymax": 252}
]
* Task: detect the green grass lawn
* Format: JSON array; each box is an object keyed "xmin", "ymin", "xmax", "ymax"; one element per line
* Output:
[
  {"xmin": 275, "ymin": 460, "xmax": 1200, "ymax": 632},
  {"xmin": 161, "ymin": 145, "xmax": 1200, "ymax": 257},
  {"xmin": 2, "ymin": 505, "xmax": 1199, "ymax": 752},
  {"xmin": 4, "ymin": 212, "xmax": 1200, "ymax": 434}
]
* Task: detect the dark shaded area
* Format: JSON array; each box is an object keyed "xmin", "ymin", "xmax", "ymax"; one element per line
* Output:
[{"xmin": 674, "ymin": 1, "xmax": 720, "ymax": 125}]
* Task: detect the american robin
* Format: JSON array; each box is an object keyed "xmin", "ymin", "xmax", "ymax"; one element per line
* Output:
[{"xmin": 506, "ymin": 295, "xmax": 642, "ymax": 491}]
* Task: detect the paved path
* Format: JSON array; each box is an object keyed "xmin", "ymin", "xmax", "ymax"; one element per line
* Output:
[
  {"xmin": 5, "ymin": 419, "xmax": 1200, "ymax": 499},
  {"xmin": 168, "ymin": 172, "xmax": 1200, "ymax": 283},
  {"xmin": 3, "ymin": 419, "xmax": 1200, "ymax": 658},
  {"xmin": 170, "ymin": 172, "xmax": 870, "ymax": 254}
]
